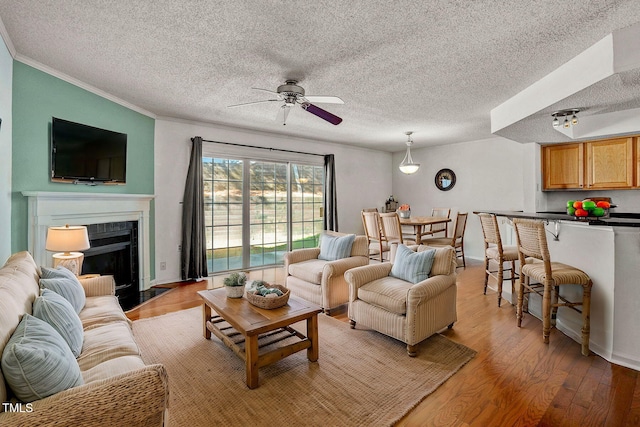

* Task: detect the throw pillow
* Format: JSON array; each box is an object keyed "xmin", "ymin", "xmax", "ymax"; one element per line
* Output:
[
  {"xmin": 318, "ymin": 233, "xmax": 356, "ymax": 261},
  {"xmin": 1, "ymin": 314, "xmax": 83, "ymax": 402},
  {"xmin": 33, "ymin": 289, "xmax": 84, "ymax": 357},
  {"xmin": 41, "ymin": 265, "xmax": 77, "ymax": 281},
  {"xmin": 390, "ymin": 244, "xmax": 436, "ymax": 284},
  {"xmin": 39, "ymin": 276, "xmax": 86, "ymax": 314}
]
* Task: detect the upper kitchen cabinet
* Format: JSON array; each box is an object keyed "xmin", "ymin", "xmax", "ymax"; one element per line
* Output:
[
  {"xmin": 585, "ymin": 137, "xmax": 634, "ymax": 189},
  {"xmin": 542, "ymin": 137, "xmax": 636, "ymax": 190},
  {"xmin": 542, "ymin": 143, "xmax": 584, "ymax": 190}
]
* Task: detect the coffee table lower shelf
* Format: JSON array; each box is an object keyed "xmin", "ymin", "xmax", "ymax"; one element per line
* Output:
[{"xmin": 205, "ymin": 314, "xmax": 314, "ymax": 370}]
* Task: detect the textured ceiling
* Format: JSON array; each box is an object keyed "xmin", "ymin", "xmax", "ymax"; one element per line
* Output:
[{"xmin": 1, "ymin": 1, "xmax": 640, "ymax": 151}]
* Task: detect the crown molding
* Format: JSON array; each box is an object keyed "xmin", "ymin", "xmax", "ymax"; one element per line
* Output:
[{"xmin": 0, "ymin": 15, "xmax": 16, "ymax": 58}]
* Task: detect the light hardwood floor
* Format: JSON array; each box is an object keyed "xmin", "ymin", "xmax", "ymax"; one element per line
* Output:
[{"xmin": 126, "ymin": 262, "xmax": 640, "ymax": 426}]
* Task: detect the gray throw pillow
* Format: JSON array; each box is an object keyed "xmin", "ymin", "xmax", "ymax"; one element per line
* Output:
[
  {"xmin": 318, "ymin": 233, "xmax": 356, "ymax": 261},
  {"xmin": 33, "ymin": 289, "xmax": 84, "ymax": 357},
  {"xmin": 39, "ymin": 276, "xmax": 86, "ymax": 314},
  {"xmin": 390, "ymin": 244, "xmax": 436, "ymax": 284},
  {"xmin": 1, "ymin": 314, "xmax": 83, "ymax": 402},
  {"xmin": 41, "ymin": 265, "xmax": 78, "ymax": 281}
]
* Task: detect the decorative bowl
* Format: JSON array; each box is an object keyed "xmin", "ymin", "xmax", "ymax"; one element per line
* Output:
[
  {"xmin": 398, "ymin": 210, "xmax": 411, "ymax": 219},
  {"xmin": 246, "ymin": 284, "xmax": 290, "ymax": 309}
]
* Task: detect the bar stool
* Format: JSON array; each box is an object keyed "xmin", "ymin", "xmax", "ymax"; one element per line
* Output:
[
  {"xmin": 477, "ymin": 213, "xmax": 519, "ymax": 307},
  {"xmin": 512, "ymin": 218, "xmax": 592, "ymax": 356}
]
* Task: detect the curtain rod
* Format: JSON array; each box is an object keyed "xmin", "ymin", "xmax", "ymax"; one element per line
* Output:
[{"xmin": 193, "ymin": 137, "xmax": 328, "ymax": 157}]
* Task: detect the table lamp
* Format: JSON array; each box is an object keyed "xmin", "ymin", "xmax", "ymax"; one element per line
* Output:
[{"xmin": 45, "ymin": 225, "xmax": 90, "ymax": 276}]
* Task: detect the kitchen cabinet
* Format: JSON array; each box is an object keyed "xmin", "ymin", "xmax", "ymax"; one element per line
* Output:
[
  {"xmin": 585, "ymin": 137, "xmax": 634, "ymax": 189},
  {"xmin": 542, "ymin": 143, "xmax": 584, "ymax": 189},
  {"xmin": 542, "ymin": 137, "xmax": 636, "ymax": 190}
]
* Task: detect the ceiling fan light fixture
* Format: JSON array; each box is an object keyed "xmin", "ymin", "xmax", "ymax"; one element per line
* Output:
[{"xmin": 399, "ymin": 131, "xmax": 420, "ymax": 175}]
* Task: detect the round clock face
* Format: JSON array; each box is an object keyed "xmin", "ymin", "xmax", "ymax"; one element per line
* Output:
[{"xmin": 435, "ymin": 168, "xmax": 456, "ymax": 191}]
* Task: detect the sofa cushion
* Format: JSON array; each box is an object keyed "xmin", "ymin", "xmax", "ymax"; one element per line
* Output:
[
  {"xmin": 1, "ymin": 314, "xmax": 83, "ymax": 402},
  {"xmin": 33, "ymin": 289, "xmax": 84, "ymax": 357},
  {"xmin": 80, "ymin": 295, "xmax": 131, "ymax": 330},
  {"xmin": 358, "ymin": 276, "xmax": 413, "ymax": 315},
  {"xmin": 318, "ymin": 233, "xmax": 355, "ymax": 261},
  {"xmin": 390, "ymin": 244, "xmax": 436, "ymax": 284},
  {"xmin": 81, "ymin": 355, "xmax": 146, "ymax": 384},
  {"xmin": 77, "ymin": 322, "xmax": 141, "ymax": 371},
  {"xmin": 40, "ymin": 275, "xmax": 86, "ymax": 314},
  {"xmin": 288, "ymin": 259, "xmax": 327, "ymax": 285},
  {"xmin": 0, "ymin": 251, "xmax": 41, "ymax": 404}
]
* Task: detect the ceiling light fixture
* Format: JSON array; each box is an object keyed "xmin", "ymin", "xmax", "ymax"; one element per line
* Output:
[
  {"xmin": 399, "ymin": 131, "xmax": 420, "ymax": 175},
  {"xmin": 551, "ymin": 109, "xmax": 580, "ymax": 129}
]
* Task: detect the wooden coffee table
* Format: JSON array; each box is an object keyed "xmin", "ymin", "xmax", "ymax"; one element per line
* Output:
[{"xmin": 198, "ymin": 288, "xmax": 322, "ymax": 389}]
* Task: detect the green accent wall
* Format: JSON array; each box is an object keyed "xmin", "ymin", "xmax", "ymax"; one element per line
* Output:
[{"xmin": 11, "ymin": 62, "xmax": 155, "ymax": 277}]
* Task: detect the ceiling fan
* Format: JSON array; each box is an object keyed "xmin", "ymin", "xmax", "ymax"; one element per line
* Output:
[{"xmin": 228, "ymin": 80, "xmax": 344, "ymax": 125}]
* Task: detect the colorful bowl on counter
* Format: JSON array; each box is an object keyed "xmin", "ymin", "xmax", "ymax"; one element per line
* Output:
[{"xmin": 567, "ymin": 199, "xmax": 610, "ymax": 219}]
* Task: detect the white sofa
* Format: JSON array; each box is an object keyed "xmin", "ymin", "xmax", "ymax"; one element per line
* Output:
[{"xmin": 0, "ymin": 251, "xmax": 168, "ymax": 426}]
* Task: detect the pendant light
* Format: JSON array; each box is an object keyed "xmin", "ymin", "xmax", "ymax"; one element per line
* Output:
[{"xmin": 399, "ymin": 131, "xmax": 420, "ymax": 174}]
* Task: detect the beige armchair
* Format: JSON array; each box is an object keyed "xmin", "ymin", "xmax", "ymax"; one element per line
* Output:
[
  {"xmin": 345, "ymin": 244, "xmax": 458, "ymax": 356},
  {"xmin": 284, "ymin": 231, "xmax": 369, "ymax": 315}
]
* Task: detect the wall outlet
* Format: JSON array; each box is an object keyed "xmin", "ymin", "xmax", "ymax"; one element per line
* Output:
[
  {"xmin": 160, "ymin": 262, "xmax": 166, "ymax": 271},
  {"xmin": 178, "ymin": 244, "xmax": 182, "ymax": 252}
]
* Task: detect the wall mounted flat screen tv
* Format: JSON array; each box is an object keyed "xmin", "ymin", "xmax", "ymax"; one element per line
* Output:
[{"xmin": 51, "ymin": 117, "xmax": 127, "ymax": 184}]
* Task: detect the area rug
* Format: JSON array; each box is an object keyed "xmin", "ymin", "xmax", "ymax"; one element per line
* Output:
[{"xmin": 132, "ymin": 307, "xmax": 476, "ymax": 427}]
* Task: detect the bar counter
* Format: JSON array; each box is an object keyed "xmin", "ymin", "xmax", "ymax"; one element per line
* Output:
[
  {"xmin": 474, "ymin": 210, "xmax": 640, "ymax": 227},
  {"xmin": 473, "ymin": 209, "xmax": 640, "ymax": 371}
]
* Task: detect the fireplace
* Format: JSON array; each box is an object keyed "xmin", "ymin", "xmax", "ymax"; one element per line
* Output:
[
  {"xmin": 82, "ymin": 221, "xmax": 139, "ymax": 310},
  {"xmin": 23, "ymin": 192, "xmax": 154, "ymax": 299}
]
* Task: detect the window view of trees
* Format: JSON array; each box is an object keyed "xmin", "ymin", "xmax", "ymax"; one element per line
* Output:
[{"xmin": 203, "ymin": 157, "xmax": 323, "ymax": 273}]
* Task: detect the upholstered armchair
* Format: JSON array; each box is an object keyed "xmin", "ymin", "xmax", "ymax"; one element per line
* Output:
[
  {"xmin": 345, "ymin": 244, "xmax": 458, "ymax": 356},
  {"xmin": 284, "ymin": 231, "xmax": 369, "ymax": 315}
]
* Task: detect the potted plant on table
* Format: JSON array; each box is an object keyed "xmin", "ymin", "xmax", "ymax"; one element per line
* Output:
[
  {"xmin": 398, "ymin": 204, "xmax": 411, "ymax": 218},
  {"xmin": 223, "ymin": 272, "xmax": 247, "ymax": 298}
]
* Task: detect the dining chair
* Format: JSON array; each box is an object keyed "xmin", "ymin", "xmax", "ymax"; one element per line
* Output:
[
  {"xmin": 477, "ymin": 213, "xmax": 519, "ymax": 307},
  {"xmin": 422, "ymin": 208, "xmax": 451, "ymax": 238},
  {"xmin": 421, "ymin": 212, "xmax": 468, "ymax": 268},
  {"xmin": 361, "ymin": 211, "xmax": 388, "ymax": 262},
  {"xmin": 512, "ymin": 218, "xmax": 592, "ymax": 356},
  {"xmin": 379, "ymin": 212, "xmax": 416, "ymax": 246}
]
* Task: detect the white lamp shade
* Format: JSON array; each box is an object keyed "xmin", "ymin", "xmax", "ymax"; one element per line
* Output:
[
  {"xmin": 399, "ymin": 163, "xmax": 420, "ymax": 174},
  {"xmin": 45, "ymin": 225, "xmax": 90, "ymax": 253}
]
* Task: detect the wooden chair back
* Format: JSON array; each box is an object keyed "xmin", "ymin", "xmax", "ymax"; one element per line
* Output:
[
  {"xmin": 453, "ymin": 212, "xmax": 468, "ymax": 243},
  {"xmin": 477, "ymin": 213, "xmax": 503, "ymax": 252},
  {"xmin": 379, "ymin": 212, "xmax": 403, "ymax": 244},
  {"xmin": 512, "ymin": 218, "xmax": 552, "ymax": 277},
  {"xmin": 362, "ymin": 211, "xmax": 382, "ymax": 241},
  {"xmin": 430, "ymin": 207, "xmax": 451, "ymax": 236}
]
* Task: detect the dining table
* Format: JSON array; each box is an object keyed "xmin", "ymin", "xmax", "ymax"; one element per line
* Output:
[{"xmin": 399, "ymin": 215, "xmax": 452, "ymax": 245}]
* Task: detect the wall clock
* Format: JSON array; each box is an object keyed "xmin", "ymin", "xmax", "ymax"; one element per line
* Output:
[{"xmin": 435, "ymin": 168, "xmax": 456, "ymax": 191}]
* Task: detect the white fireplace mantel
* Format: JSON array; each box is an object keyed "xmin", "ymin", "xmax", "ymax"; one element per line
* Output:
[{"xmin": 22, "ymin": 191, "xmax": 154, "ymax": 290}]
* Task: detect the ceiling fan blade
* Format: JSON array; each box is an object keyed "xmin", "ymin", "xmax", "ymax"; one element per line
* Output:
[
  {"xmin": 227, "ymin": 99, "xmax": 279, "ymax": 108},
  {"xmin": 303, "ymin": 95, "xmax": 344, "ymax": 104},
  {"xmin": 301, "ymin": 102, "xmax": 343, "ymax": 125},
  {"xmin": 251, "ymin": 87, "xmax": 281, "ymax": 96}
]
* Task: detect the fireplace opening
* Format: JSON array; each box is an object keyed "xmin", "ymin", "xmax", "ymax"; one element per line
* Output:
[{"xmin": 82, "ymin": 221, "xmax": 139, "ymax": 311}]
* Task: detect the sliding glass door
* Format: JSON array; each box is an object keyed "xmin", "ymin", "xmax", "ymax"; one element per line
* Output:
[{"xmin": 203, "ymin": 156, "xmax": 323, "ymax": 273}]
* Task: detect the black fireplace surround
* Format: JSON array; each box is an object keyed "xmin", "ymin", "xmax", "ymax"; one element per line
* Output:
[{"xmin": 81, "ymin": 221, "xmax": 139, "ymax": 310}]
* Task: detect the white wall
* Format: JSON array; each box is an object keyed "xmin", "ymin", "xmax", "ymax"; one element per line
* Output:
[
  {"xmin": 0, "ymin": 36, "xmax": 12, "ymax": 262},
  {"xmin": 154, "ymin": 118, "xmax": 392, "ymax": 284},
  {"xmin": 391, "ymin": 137, "xmax": 525, "ymax": 260}
]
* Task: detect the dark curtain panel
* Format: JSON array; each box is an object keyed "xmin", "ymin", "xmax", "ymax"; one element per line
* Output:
[
  {"xmin": 323, "ymin": 154, "xmax": 339, "ymax": 231},
  {"xmin": 181, "ymin": 136, "xmax": 208, "ymax": 280}
]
